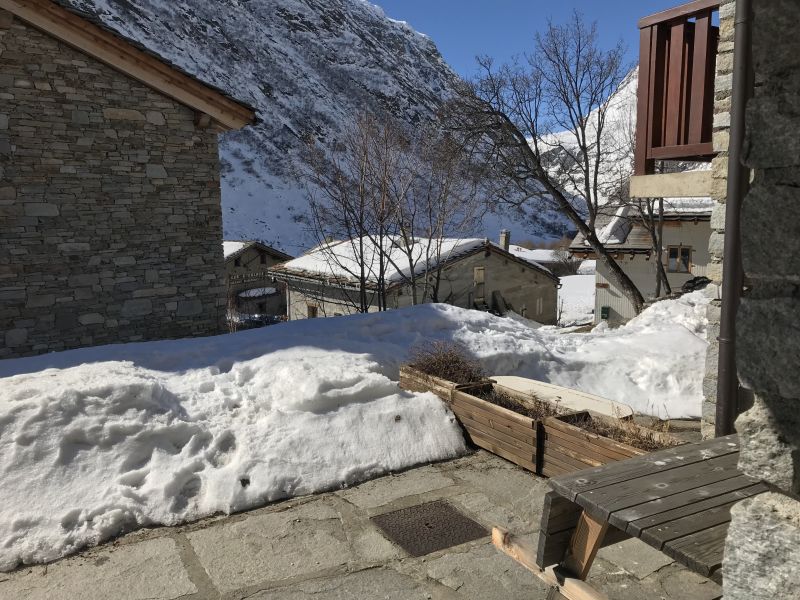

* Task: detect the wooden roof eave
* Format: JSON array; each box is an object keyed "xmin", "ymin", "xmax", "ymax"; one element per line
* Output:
[{"xmin": 1, "ymin": 0, "xmax": 255, "ymax": 131}]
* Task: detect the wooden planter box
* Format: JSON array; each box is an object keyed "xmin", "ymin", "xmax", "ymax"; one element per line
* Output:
[
  {"xmin": 540, "ymin": 412, "xmax": 683, "ymax": 478},
  {"xmin": 400, "ymin": 366, "xmax": 542, "ymax": 472},
  {"xmin": 449, "ymin": 384, "xmax": 539, "ymax": 473},
  {"xmin": 399, "ymin": 366, "xmax": 682, "ymax": 477}
]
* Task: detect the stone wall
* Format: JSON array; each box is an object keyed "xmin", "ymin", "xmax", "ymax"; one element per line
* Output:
[
  {"xmin": 0, "ymin": 13, "xmax": 227, "ymax": 358},
  {"xmin": 723, "ymin": 0, "xmax": 800, "ymax": 596},
  {"xmin": 701, "ymin": 0, "xmax": 736, "ymax": 437}
]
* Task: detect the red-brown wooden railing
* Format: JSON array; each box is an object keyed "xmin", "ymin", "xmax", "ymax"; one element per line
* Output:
[{"xmin": 634, "ymin": 0, "xmax": 720, "ymax": 176}]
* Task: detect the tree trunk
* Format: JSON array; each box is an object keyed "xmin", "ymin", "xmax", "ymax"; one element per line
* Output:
[
  {"xmin": 585, "ymin": 230, "xmax": 645, "ymax": 314},
  {"xmin": 655, "ymin": 198, "xmax": 671, "ymax": 296}
]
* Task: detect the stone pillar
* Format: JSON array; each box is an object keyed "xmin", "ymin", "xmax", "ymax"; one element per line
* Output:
[
  {"xmin": 701, "ymin": 0, "xmax": 736, "ymax": 438},
  {"xmin": 723, "ymin": 0, "xmax": 800, "ymax": 596}
]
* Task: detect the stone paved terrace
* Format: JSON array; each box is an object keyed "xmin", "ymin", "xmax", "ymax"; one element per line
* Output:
[{"xmin": 0, "ymin": 451, "xmax": 723, "ymax": 600}]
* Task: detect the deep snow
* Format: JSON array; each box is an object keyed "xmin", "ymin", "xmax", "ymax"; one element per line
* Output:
[{"xmin": 0, "ymin": 292, "xmax": 709, "ymax": 570}]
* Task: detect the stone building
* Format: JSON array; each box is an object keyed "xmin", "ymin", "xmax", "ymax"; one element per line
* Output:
[
  {"xmin": 0, "ymin": 1, "xmax": 255, "ymax": 358},
  {"xmin": 722, "ymin": 1, "xmax": 800, "ymax": 597},
  {"xmin": 223, "ymin": 240, "xmax": 292, "ymax": 319},
  {"xmin": 271, "ymin": 236, "xmax": 560, "ymax": 324}
]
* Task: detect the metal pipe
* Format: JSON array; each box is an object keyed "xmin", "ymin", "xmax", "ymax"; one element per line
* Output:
[{"xmin": 716, "ymin": 0, "xmax": 754, "ymax": 437}]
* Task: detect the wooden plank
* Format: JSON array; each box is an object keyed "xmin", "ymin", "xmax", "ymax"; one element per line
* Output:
[
  {"xmin": 536, "ymin": 525, "xmax": 630, "ymax": 570},
  {"xmin": 688, "ymin": 12, "xmax": 712, "ymax": 144},
  {"xmin": 639, "ymin": 499, "xmax": 739, "ymax": 549},
  {"xmin": 458, "ymin": 413, "xmax": 536, "ymax": 450},
  {"xmin": 662, "ymin": 521, "xmax": 730, "ymax": 576},
  {"xmin": 634, "ymin": 26, "xmax": 655, "ymax": 176},
  {"xmin": 493, "ymin": 528, "xmax": 611, "ymax": 600},
  {"xmin": 542, "ymin": 461, "xmax": 571, "ymax": 478},
  {"xmin": 544, "ymin": 416, "xmax": 645, "ymax": 457},
  {"xmin": 543, "ymin": 452, "xmax": 587, "ymax": 478},
  {"xmin": 544, "ymin": 445, "xmax": 605, "ymax": 472},
  {"xmin": 623, "ymin": 481, "xmax": 767, "ymax": 536},
  {"xmin": 450, "ymin": 389, "xmax": 536, "ymax": 429},
  {"xmin": 549, "ymin": 435, "xmax": 740, "ymax": 502},
  {"xmin": 647, "ymin": 141, "xmax": 715, "ymax": 160},
  {"xmin": 562, "ymin": 512, "xmax": 609, "ymax": 580},
  {"xmin": 638, "ymin": 0, "xmax": 720, "ymax": 29},
  {"xmin": 449, "ymin": 397, "xmax": 537, "ymax": 443},
  {"xmin": 573, "ymin": 453, "xmax": 742, "ymax": 521},
  {"xmin": 468, "ymin": 430, "xmax": 537, "ymax": 472},
  {"xmin": 664, "ymin": 21, "xmax": 687, "ymax": 147},
  {"xmin": 0, "ymin": 0, "xmax": 254, "ymax": 130},
  {"xmin": 542, "ymin": 491, "xmax": 582, "ymax": 521},
  {"xmin": 543, "ymin": 421, "xmax": 643, "ymax": 463},
  {"xmin": 461, "ymin": 422, "xmax": 534, "ymax": 462}
]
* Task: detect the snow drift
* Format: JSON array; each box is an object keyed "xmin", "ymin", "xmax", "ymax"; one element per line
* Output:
[{"xmin": 0, "ymin": 292, "xmax": 709, "ymax": 570}]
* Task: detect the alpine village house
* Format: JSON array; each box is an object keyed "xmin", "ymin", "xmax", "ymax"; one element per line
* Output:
[
  {"xmin": 0, "ymin": 0, "xmax": 255, "ymax": 358},
  {"xmin": 271, "ymin": 232, "xmax": 561, "ymax": 324},
  {"xmin": 223, "ymin": 240, "xmax": 292, "ymax": 323}
]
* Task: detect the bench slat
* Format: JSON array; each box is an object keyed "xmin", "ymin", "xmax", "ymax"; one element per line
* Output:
[
  {"xmin": 623, "ymin": 481, "xmax": 767, "ymax": 536},
  {"xmin": 549, "ymin": 435, "xmax": 740, "ymax": 502}
]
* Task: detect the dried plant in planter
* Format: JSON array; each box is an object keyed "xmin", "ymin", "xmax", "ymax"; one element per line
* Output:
[
  {"xmin": 407, "ymin": 341, "xmax": 486, "ymax": 384},
  {"xmin": 568, "ymin": 413, "xmax": 680, "ymax": 452},
  {"xmin": 476, "ymin": 387, "xmax": 562, "ymax": 421}
]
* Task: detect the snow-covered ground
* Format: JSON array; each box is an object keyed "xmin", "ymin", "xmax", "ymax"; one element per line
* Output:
[
  {"xmin": 557, "ymin": 259, "xmax": 596, "ymax": 326},
  {"xmin": 0, "ymin": 292, "xmax": 709, "ymax": 570}
]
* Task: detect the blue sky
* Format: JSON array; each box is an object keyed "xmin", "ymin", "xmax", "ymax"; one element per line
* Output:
[{"xmin": 374, "ymin": 1, "xmax": 684, "ymax": 78}]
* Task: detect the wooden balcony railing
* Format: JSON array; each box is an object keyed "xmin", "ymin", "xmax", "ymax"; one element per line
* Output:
[{"xmin": 634, "ymin": 0, "xmax": 720, "ymax": 176}]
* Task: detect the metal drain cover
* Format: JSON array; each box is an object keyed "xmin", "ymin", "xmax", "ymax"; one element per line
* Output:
[{"xmin": 371, "ymin": 500, "xmax": 488, "ymax": 557}]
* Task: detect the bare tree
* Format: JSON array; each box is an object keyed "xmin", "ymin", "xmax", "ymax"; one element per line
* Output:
[
  {"xmin": 304, "ymin": 113, "xmax": 483, "ymax": 312},
  {"xmin": 447, "ymin": 12, "xmax": 646, "ymax": 313}
]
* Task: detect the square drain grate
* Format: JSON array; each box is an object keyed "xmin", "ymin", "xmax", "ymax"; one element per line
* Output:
[{"xmin": 371, "ymin": 500, "xmax": 488, "ymax": 557}]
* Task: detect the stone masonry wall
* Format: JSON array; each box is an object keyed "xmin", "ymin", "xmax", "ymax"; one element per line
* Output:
[
  {"xmin": 0, "ymin": 13, "xmax": 227, "ymax": 358},
  {"xmin": 723, "ymin": 0, "xmax": 800, "ymax": 596},
  {"xmin": 701, "ymin": 0, "xmax": 736, "ymax": 438}
]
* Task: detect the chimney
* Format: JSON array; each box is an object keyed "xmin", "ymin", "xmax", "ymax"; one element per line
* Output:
[{"xmin": 499, "ymin": 229, "xmax": 510, "ymax": 251}]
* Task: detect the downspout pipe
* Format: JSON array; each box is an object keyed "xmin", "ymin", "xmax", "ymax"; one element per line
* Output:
[{"xmin": 716, "ymin": 0, "xmax": 754, "ymax": 437}]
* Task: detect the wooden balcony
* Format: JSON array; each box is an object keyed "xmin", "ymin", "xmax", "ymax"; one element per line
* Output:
[{"xmin": 634, "ymin": 0, "xmax": 720, "ymax": 176}]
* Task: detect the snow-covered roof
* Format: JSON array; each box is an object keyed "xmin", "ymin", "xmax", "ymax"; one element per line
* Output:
[
  {"xmin": 570, "ymin": 198, "xmax": 714, "ymax": 252},
  {"xmin": 271, "ymin": 236, "xmax": 556, "ymax": 287},
  {"xmin": 223, "ymin": 240, "xmax": 293, "ymax": 262},
  {"xmin": 508, "ymin": 246, "xmax": 559, "ymax": 265}
]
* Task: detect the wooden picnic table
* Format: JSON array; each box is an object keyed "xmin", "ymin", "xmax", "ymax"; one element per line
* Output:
[{"xmin": 493, "ymin": 434, "xmax": 768, "ymax": 600}]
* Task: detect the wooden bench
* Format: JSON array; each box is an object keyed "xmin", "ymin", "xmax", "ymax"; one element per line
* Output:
[{"xmin": 492, "ymin": 434, "xmax": 768, "ymax": 600}]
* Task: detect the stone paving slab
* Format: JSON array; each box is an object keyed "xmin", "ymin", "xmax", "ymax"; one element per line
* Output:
[
  {"xmin": 186, "ymin": 499, "xmax": 353, "ymax": 593},
  {"xmin": 0, "ymin": 450, "xmax": 723, "ymax": 600},
  {"xmin": 0, "ymin": 537, "xmax": 195, "ymax": 600}
]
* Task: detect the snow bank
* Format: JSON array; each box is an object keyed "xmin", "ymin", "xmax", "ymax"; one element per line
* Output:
[{"xmin": 0, "ymin": 291, "xmax": 710, "ymax": 569}]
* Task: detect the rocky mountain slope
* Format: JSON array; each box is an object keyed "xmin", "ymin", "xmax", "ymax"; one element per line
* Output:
[{"xmin": 58, "ymin": 0, "xmax": 573, "ymax": 255}]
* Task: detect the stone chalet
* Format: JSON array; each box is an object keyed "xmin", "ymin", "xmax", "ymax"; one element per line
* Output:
[
  {"xmin": 0, "ymin": 0, "xmax": 256, "ymax": 358},
  {"xmin": 223, "ymin": 240, "xmax": 293, "ymax": 319},
  {"xmin": 271, "ymin": 234, "xmax": 560, "ymax": 324}
]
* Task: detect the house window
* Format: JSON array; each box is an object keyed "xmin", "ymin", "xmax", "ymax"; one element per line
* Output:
[
  {"xmin": 259, "ymin": 253, "xmax": 267, "ymax": 265},
  {"xmin": 257, "ymin": 302, "xmax": 266, "ymax": 313},
  {"xmin": 234, "ymin": 257, "xmax": 241, "ymax": 267},
  {"xmin": 667, "ymin": 246, "xmax": 692, "ymax": 273},
  {"xmin": 307, "ymin": 305, "xmax": 318, "ymax": 319}
]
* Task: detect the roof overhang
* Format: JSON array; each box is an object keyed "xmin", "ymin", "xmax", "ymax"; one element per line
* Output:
[
  {"xmin": 629, "ymin": 171, "xmax": 712, "ymax": 199},
  {"xmin": 1, "ymin": 0, "xmax": 255, "ymax": 131}
]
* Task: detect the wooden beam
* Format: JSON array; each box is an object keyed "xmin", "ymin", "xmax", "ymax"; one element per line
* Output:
[
  {"xmin": 629, "ymin": 171, "xmax": 712, "ymax": 198},
  {"xmin": 492, "ymin": 527, "xmax": 609, "ymax": 600},
  {"xmin": 638, "ymin": 0, "xmax": 720, "ymax": 29},
  {"xmin": 0, "ymin": 0, "xmax": 255, "ymax": 130},
  {"xmin": 634, "ymin": 26, "xmax": 655, "ymax": 176},
  {"xmin": 562, "ymin": 512, "xmax": 609, "ymax": 580}
]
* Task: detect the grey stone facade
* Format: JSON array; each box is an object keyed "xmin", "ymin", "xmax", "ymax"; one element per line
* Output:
[
  {"xmin": 701, "ymin": 0, "xmax": 736, "ymax": 438},
  {"xmin": 723, "ymin": 0, "xmax": 800, "ymax": 596},
  {"xmin": 0, "ymin": 13, "xmax": 227, "ymax": 358}
]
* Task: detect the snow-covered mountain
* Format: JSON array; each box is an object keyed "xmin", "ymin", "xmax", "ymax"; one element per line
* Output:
[{"xmin": 57, "ymin": 0, "xmax": 573, "ymax": 255}]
